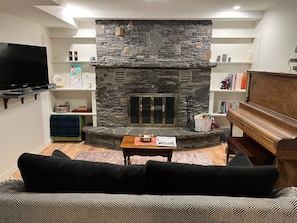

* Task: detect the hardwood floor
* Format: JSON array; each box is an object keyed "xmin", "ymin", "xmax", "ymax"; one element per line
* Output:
[{"xmin": 12, "ymin": 141, "xmax": 227, "ymax": 179}]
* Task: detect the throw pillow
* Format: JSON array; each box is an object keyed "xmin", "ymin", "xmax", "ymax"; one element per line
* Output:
[
  {"xmin": 52, "ymin": 150, "xmax": 71, "ymax": 159},
  {"xmin": 18, "ymin": 153, "xmax": 146, "ymax": 194},
  {"xmin": 227, "ymin": 151, "xmax": 253, "ymax": 167},
  {"xmin": 145, "ymin": 160, "xmax": 279, "ymax": 197}
]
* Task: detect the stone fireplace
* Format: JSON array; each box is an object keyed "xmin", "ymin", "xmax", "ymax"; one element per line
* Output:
[
  {"xmin": 96, "ymin": 67, "xmax": 212, "ymax": 128},
  {"xmin": 83, "ymin": 20, "xmax": 222, "ymax": 150},
  {"xmin": 94, "ymin": 20, "xmax": 215, "ymax": 128}
]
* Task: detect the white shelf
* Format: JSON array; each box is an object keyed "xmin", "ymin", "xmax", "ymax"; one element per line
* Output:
[
  {"xmin": 213, "ymin": 62, "xmax": 252, "ymax": 65},
  {"xmin": 53, "ymin": 87, "xmax": 95, "ymax": 90},
  {"xmin": 50, "ymin": 36, "xmax": 95, "ymax": 39},
  {"xmin": 211, "ymin": 113, "xmax": 227, "ymax": 117},
  {"xmin": 52, "ymin": 61, "xmax": 94, "ymax": 64},
  {"xmin": 50, "ymin": 112, "xmax": 97, "ymax": 116},
  {"xmin": 210, "ymin": 89, "xmax": 246, "ymax": 93},
  {"xmin": 212, "ymin": 36, "xmax": 255, "ymax": 39}
]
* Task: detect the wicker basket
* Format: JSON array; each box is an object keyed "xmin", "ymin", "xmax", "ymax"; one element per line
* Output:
[
  {"xmin": 139, "ymin": 134, "xmax": 154, "ymax": 142},
  {"xmin": 194, "ymin": 117, "xmax": 212, "ymax": 132},
  {"xmin": 54, "ymin": 102, "xmax": 70, "ymax": 113}
]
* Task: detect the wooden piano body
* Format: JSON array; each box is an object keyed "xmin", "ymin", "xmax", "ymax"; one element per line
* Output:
[{"xmin": 227, "ymin": 71, "xmax": 297, "ymax": 188}]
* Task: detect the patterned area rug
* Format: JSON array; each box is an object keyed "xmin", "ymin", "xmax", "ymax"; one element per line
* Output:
[{"xmin": 74, "ymin": 151, "xmax": 213, "ymax": 166}]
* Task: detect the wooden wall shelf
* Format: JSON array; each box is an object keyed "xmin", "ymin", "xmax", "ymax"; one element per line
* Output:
[{"xmin": 0, "ymin": 89, "xmax": 49, "ymax": 109}]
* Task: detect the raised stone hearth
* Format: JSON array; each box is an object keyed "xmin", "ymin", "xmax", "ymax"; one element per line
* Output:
[{"xmin": 83, "ymin": 126, "xmax": 223, "ymax": 150}]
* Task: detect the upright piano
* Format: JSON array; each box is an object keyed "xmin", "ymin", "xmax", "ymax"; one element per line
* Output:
[{"xmin": 227, "ymin": 71, "xmax": 297, "ymax": 188}]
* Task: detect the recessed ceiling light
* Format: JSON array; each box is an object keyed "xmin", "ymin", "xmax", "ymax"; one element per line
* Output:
[{"xmin": 233, "ymin": 5, "xmax": 241, "ymax": 10}]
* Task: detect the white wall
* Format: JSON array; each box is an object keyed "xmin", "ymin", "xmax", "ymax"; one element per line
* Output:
[
  {"xmin": 0, "ymin": 11, "xmax": 52, "ymax": 181},
  {"xmin": 253, "ymin": 0, "xmax": 297, "ymax": 72}
]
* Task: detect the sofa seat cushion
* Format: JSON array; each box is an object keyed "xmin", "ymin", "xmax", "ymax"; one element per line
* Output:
[
  {"xmin": 145, "ymin": 160, "xmax": 279, "ymax": 197},
  {"xmin": 18, "ymin": 153, "xmax": 146, "ymax": 193}
]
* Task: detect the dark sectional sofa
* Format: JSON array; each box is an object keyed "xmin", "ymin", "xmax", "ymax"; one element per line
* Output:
[{"xmin": 0, "ymin": 150, "xmax": 297, "ymax": 222}]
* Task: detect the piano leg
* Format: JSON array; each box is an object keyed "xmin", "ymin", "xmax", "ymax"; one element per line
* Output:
[
  {"xmin": 275, "ymin": 159, "xmax": 297, "ymax": 188},
  {"xmin": 225, "ymin": 123, "xmax": 235, "ymax": 164},
  {"xmin": 225, "ymin": 145, "xmax": 235, "ymax": 164}
]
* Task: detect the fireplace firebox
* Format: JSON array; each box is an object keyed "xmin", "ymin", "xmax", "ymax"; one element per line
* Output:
[{"xmin": 128, "ymin": 93, "xmax": 177, "ymax": 127}]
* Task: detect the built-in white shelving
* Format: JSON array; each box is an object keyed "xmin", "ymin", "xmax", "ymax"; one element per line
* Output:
[
  {"xmin": 209, "ymin": 21, "xmax": 255, "ymax": 137},
  {"xmin": 49, "ymin": 21, "xmax": 97, "ymax": 127},
  {"xmin": 49, "ymin": 88, "xmax": 97, "ymax": 127}
]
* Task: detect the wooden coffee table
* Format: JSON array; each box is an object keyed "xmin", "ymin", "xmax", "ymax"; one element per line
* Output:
[{"xmin": 120, "ymin": 135, "xmax": 177, "ymax": 165}]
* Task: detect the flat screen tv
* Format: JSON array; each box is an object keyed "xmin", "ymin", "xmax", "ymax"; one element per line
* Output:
[{"xmin": 0, "ymin": 42, "xmax": 49, "ymax": 91}]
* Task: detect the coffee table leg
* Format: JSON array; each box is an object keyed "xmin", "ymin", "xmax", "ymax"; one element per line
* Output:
[
  {"xmin": 168, "ymin": 150, "xmax": 173, "ymax": 162},
  {"xmin": 123, "ymin": 149, "xmax": 127, "ymax": 165},
  {"xmin": 123, "ymin": 149, "xmax": 132, "ymax": 165}
]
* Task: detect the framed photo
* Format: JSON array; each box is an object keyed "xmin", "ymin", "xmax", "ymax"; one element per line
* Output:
[
  {"xmin": 70, "ymin": 63, "xmax": 82, "ymax": 88},
  {"xmin": 222, "ymin": 54, "xmax": 227, "ymax": 62}
]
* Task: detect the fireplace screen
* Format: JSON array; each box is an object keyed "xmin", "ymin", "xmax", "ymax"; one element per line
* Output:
[{"xmin": 128, "ymin": 93, "xmax": 177, "ymax": 127}]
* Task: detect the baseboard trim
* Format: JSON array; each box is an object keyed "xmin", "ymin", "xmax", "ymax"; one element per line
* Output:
[{"xmin": 0, "ymin": 139, "xmax": 52, "ymax": 182}]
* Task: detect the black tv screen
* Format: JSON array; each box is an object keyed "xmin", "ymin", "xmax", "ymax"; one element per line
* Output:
[{"xmin": 0, "ymin": 42, "xmax": 49, "ymax": 90}]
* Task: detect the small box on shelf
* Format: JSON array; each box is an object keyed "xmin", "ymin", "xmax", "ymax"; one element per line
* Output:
[{"xmin": 71, "ymin": 106, "xmax": 92, "ymax": 113}]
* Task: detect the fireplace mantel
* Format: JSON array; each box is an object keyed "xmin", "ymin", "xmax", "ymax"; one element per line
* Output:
[{"xmin": 91, "ymin": 62, "xmax": 217, "ymax": 69}]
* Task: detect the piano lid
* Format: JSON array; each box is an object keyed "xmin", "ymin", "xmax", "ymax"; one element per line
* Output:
[{"xmin": 246, "ymin": 71, "xmax": 297, "ymax": 120}]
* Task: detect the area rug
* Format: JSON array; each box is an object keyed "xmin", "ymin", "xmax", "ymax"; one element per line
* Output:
[{"xmin": 74, "ymin": 151, "xmax": 213, "ymax": 166}]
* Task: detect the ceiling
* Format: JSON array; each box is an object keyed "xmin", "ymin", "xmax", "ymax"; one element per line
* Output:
[{"xmin": 0, "ymin": 0, "xmax": 284, "ymax": 28}]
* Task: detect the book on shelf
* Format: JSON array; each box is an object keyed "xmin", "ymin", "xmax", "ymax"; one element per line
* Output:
[
  {"xmin": 226, "ymin": 74, "xmax": 233, "ymax": 90},
  {"xmin": 220, "ymin": 73, "xmax": 239, "ymax": 90},
  {"xmin": 220, "ymin": 101, "xmax": 239, "ymax": 114}
]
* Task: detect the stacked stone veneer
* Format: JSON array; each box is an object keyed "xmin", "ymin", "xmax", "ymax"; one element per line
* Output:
[{"xmin": 95, "ymin": 20, "xmax": 214, "ymax": 127}]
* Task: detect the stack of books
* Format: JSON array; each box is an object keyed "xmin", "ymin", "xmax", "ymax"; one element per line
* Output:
[{"xmin": 220, "ymin": 101, "xmax": 238, "ymax": 114}]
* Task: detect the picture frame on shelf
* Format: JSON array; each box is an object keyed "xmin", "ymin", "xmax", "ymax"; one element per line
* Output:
[
  {"xmin": 70, "ymin": 63, "xmax": 82, "ymax": 88},
  {"xmin": 222, "ymin": 54, "xmax": 227, "ymax": 62}
]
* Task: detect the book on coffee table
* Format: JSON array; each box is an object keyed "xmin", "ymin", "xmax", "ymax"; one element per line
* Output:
[{"xmin": 156, "ymin": 136, "xmax": 177, "ymax": 147}]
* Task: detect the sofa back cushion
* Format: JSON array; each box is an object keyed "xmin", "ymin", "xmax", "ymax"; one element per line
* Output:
[
  {"xmin": 52, "ymin": 150, "xmax": 71, "ymax": 159},
  {"xmin": 227, "ymin": 151, "xmax": 254, "ymax": 167},
  {"xmin": 17, "ymin": 151, "xmax": 279, "ymax": 197},
  {"xmin": 18, "ymin": 153, "xmax": 146, "ymax": 193},
  {"xmin": 145, "ymin": 160, "xmax": 279, "ymax": 197}
]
